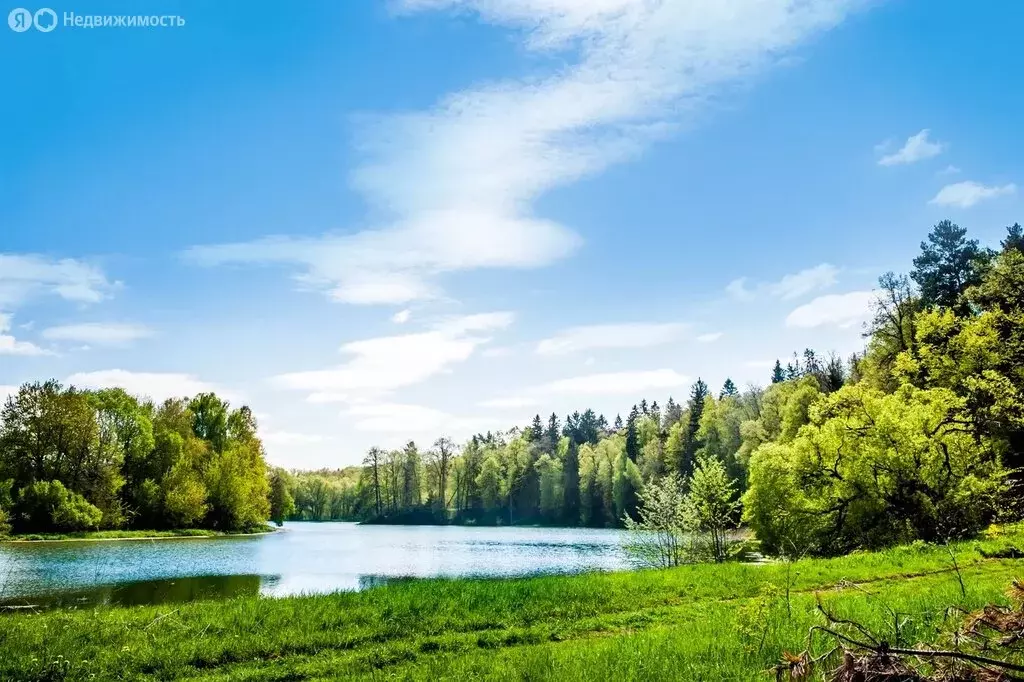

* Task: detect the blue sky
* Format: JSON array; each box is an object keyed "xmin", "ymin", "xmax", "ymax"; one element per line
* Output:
[{"xmin": 1, "ymin": 0, "xmax": 1021, "ymax": 468}]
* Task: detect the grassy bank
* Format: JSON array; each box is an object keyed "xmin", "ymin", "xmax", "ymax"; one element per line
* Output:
[
  {"xmin": 1, "ymin": 527, "xmax": 1022, "ymax": 680},
  {"xmin": 0, "ymin": 526, "xmax": 276, "ymax": 543}
]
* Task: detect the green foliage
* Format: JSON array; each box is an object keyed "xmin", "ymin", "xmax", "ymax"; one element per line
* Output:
[
  {"xmin": 744, "ymin": 382, "xmax": 1005, "ymax": 555},
  {"xmin": 623, "ymin": 472, "xmax": 689, "ymax": 567},
  {"xmin": 683, "ymin": 456, "xmax": 740, "ymax": 562},
  {"xmin": 911, "ymin": 219, "xmax": 990, "ymax": 311},
  {"xmin": 269, "ymin": 468, "xmax": 296, "ymax": 526},
  {"xmin": 0, "ymin": 381, "xmax": 271, "ymax": 533},
  {"xmin": 16, "ymin": 480, "xmax": 103, "ymax": 532}
]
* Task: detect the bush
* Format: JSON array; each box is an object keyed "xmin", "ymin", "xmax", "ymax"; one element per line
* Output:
[{"xmin": 16, "ymin": 480, "xmax": 103, "ymax": 532}]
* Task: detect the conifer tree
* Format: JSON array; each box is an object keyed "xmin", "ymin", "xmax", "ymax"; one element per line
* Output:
[
  {"xmin": 625, "ymin": 405, "xmax": 641, "ymax": 463},
  {"xmin": 720, "ymin": 378, "xmax": 738, "ymax": 398},
  {"xmin": 771, "ymin": 360, "xmax": 785, "ymax": 384}
]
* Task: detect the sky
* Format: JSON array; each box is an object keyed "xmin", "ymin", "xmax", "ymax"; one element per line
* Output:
[{"xmin": 1, "ymin": 0, "xmax": 1021, "ymax": 468}]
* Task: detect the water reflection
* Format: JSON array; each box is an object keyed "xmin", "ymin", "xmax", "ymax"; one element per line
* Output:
[
  {"xmin": 0, "ymin": 522, "xmax": 632, "ymax": 608},
  {"xmin": 0, "ymin": 574, "xmax": 267, "ymax": 609}
]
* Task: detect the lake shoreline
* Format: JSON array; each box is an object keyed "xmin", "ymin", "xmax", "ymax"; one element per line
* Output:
[{"xmin": 0, "ymin": 527, "xmax": 278, "ymax": 544}]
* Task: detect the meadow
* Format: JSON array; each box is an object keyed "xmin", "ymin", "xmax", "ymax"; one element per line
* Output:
[{"xmin": 1, "ymin": 526, "xmax": 1022, "ymax": 681}]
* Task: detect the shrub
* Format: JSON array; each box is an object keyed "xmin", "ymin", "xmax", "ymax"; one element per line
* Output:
[{"xmin": 17, "ymin": 480, "xmax": 103, "ymax": 532}]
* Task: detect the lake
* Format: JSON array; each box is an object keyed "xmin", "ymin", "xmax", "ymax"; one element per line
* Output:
[{"xmin": 0, "ymin": 522, "xmax": 632, "ymax": 608}]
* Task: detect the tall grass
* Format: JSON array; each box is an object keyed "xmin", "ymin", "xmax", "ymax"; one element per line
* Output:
[{"xmin": 0, "ymin": 527, "xmax": 1022, "ymax": 680}]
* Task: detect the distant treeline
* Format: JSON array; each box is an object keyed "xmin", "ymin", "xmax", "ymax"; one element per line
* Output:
[{"xmin": 277, "ymin": 220, "xmax": 1024, "ymax": 556}]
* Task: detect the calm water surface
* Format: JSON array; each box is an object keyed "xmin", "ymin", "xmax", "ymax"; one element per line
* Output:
[{"xmin": 0, "ymin": 522, "xmax": 631, "ymax": 608}]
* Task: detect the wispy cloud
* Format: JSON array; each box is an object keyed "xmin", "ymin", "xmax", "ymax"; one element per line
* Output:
[
  {"xmin": 696, "ymin": 332, "xmax": 723, "ymax": 343},
  {"xmin": 877, "ymin": 129, "xmax": 944, "ymax": 166},
  {"xmin": 391, "ymin": 309, "xmax": 412, "ymax": 324},
  {"xmin": 785, "ymin": 290, "xmax": 873, "ymax": 329},
  {"xmin": 930, "ymin": 181, "xmax": 1017, "ymax": 208},
  {"xmin": 42, "ymin": 322, "xmax": 154, "ymax": 347},
  {"xmin": 0, "ymin": 253, "xmax": 115, "ymax": 309},
  {"xmin": 536, "ymin": 322, "xmax": 688, "ymax": 355},
  {"xmin": 187, "ymin": 0, "xmax": 863, "ymax": 305},
  {"xmin": 273, "ymin": 312, "xmax": 513, "ymax": 403},
  {"xmin": 727, "ymin": 263, "xmax": 839, "ymax": 301},
  {"xmin": 0, "ymin": 313, "xmax": 49, "ymax": 356}
]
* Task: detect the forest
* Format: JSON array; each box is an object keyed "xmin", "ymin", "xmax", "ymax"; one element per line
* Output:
[
  {"xmin": 2, "ymin": 220, "xmax": 1022, "ymax": 557},
  {"xmin": 278, "ymin": 219, "xmax": 1024, "ymax": 555}
]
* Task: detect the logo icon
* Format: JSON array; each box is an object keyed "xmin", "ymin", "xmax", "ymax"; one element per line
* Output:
[
  {"xmin": 33, "ymin": 7, "xmax": 55, "ymax": 31},
  {"xmin": 8, "ymin": 7, "xmax": 31, "ymax": 31}
]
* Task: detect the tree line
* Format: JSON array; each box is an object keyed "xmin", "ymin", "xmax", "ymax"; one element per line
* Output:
[
  {"xmin": 276, "ymin": 219, "xmax": 1024, "ymax": 557},
  {"xmin": 3, "ymin": 219, "xmax": 1020, "ymax": 557}
]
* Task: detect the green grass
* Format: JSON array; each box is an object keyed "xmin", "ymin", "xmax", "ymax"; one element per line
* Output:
[
  {"xmin": 1, "ymin": 526, "xmax": 1023, "ymax": 680},
  {"xmin": 0, "ymin": 527, "xmax": 275, "ymax": 543}
]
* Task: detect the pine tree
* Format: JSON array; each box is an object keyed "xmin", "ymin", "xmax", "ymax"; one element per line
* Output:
[
  {"xmin": 911, "ymin": 219, "xmax": 990, "ymax": 311},
  {"xmin": 785, "ymin": 352, "xmax": 802, "ymax": 380},
  {"xmin": 530, "ymin": 415, "xmax": 544, "ymax": 442},
  {"xmin": 544, "ymin": 413, "xmax": 561, "ymax": 453},
  {"xmin": 719, "ymin": 378, "xmax": 738, "ymax": 398},
  {"xmin": 614, "ymin": 414, "xmax": 623, "ymax": 430},
  {"xmin": 625, "ymin": 405, "xmax": 640, "ymax": 463},
  {"xmin": 639, "ymin": 399, "xmax": 649, "ymax": 416},
  {"xmin": 663, "ymin": 397, "xmax": 683, "ymax": 427},
  {"xmin": 679, "ymin": 379, "xmax": 709, "ymax": 480},
  {"xmin": 649, "ymin": 400, "xmax": 661, "ymax": 426},
  {"xmin": 1003, "ymin": 223, "xmax": 1024, "ymax": 253},
  {"xmin": 771, "ymin": 360, "xmax": 785, "ymax": 384}
]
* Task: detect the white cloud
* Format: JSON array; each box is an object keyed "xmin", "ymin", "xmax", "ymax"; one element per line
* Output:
[
  {"xmin": 66, "ymin": 370, "xmax": 239, "ymax": 403},
  {"xmin": 536, "ymin": 322, "xmax": 688, "ymax": 355},
  {"xmin": 0, "ymin": 254, "xmax": 114, "ymax": 308},
  {"xmin": 878, "ymin": 129, "xmax": 944, "ymax": 166},
  {"xmin": 391, "ymin": 308, "xmax": 412, "ymax": 324},
  {"xmin": 273, "ymin": 312, "xmax": 513, "ymax": 401},
  {"xmin": 0, "ymin": 313, "xmax": 49, "ymax": 356},
  {"xmin": 480, "ymin": 345, "xmax": 514, "ymax": 358},
  {"xmin": 938, "ymin": 164, "xmax": 961, "ymax": 176},
  {"xmin": 42, "ymin": 322, "xmax": 154, "ymax": 347},
  {"xmin": 696, "ymin": 332, "xmax": 723, "ymax": 343},
  {"xmin": 929, "ymin": 181, "xmax": 1017, "ymax": 209},
  {"xmin": 785, "ymin": 290, "xmax": 874, "ymax": 329},
  {"xmin": 727, "ymin": 263, "xmax": 839, "ymax": 301},
  {"xmin": 188, "ymin": 0, "xmax": 862, "ymax": 305}
]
